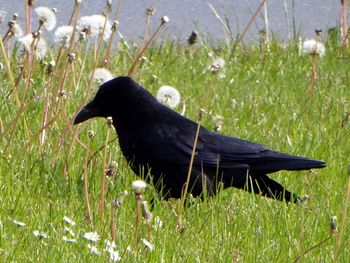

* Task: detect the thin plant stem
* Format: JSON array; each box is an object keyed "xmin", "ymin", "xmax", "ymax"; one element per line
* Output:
[
  {"xmin": 99, "ymin": 126, "xmax": 110, "ymax": 223},
  {"xmin": 236, "ymin": 0, "xmax": 266, "ymax": 45},
  {"xmin": 128, "ymin": 21, "xmax": 166, "ymax": 77},
  {"xmin": 307, "ymin": 54, "xmax": 317, "ymax": 105},
  {"xmin": 333, "ymin": 168, "xmax": 350, "ymax": 258},
  {"xmin": 176, "ymin": 117, "xmax": 202, "ymax": 228}
]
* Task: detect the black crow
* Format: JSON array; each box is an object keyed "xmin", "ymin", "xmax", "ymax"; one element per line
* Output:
[{"xmin": 74, "ymin": 77, "xmax": 325, "ymax": 203}]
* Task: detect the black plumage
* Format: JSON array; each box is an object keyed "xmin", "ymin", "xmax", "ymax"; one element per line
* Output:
[{"xmin": 74, "ymin": 77, "xmax": 325, "ymax": 203}]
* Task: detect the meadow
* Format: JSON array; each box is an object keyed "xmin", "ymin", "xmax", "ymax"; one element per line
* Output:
[{"xmin": 0, "ymin": 2, "xmax": 350, "ymax": 262}]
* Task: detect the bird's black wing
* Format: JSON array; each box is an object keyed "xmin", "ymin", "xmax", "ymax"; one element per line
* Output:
[{"xmin": 141, "ymin": 121, "xmax": 325, "ymax": 173}]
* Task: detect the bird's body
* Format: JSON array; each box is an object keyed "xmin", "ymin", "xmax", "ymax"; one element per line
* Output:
[{"xmin": 74, "ymin": 77, "xmax": 325, "ymax": 203}]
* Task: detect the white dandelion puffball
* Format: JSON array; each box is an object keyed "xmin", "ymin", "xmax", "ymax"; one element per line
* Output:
[
  {"xmin": 17, "ymin": 34, "xmax": 47, "ymax": 60},
  {"xmin": 10, "ymin": 22, "xmax": 23, "ymax": 38},
  {"xmin": 131, "ymin": 180, "xmax": 147, "ymax": 192},
  {"xmin": 35, "ymin": 6, "xmax": 57, "ymax": 31},
  {"xmin": 157, "ymin": 85, "xmax": 181, "ymax": 109},
  {"xmin": 33, "ymin": 230, "xmax": 49, "ymax": 239},
  {"xmin": 93, "ymin": 68, "xmax": 114, "ymax": 84},
  {"xmin": 302, "ymin": 39, "xmax": 325, "ymax": 57},
  {"xmin": 83, "ymin": 231, "xmax": 100, "ymax": 242},
  {"xmin": 54, "ymin": 26, "xmax": 74, "ymax": 48},
  {"xmin": 78, "ymin": 15, "xmax": 112, "ymax": 41}
]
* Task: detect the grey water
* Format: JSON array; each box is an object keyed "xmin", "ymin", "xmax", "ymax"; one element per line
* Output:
[{"xmin": 0, "ymin": 0, "xmax": 342, "ymax": 42}]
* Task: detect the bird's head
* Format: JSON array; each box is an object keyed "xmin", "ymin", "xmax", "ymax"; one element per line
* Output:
[{"xmin": 74, "ymin": 76, "xmax": 159, "ymax": 125}]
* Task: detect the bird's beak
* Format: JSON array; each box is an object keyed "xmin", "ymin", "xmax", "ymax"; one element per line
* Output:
[{"xmin": 74, "ymin": 104, "xmax": 100, "ymax": 125}]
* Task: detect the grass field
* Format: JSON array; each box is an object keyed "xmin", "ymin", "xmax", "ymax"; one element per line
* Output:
[{"xmin": 1, "ymin": 4, "xmax": 350, "ymax": 262}]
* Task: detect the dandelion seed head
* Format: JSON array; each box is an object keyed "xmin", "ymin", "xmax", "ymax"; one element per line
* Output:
[
  {"xmin": 83, "ymin": 231, "xmax": 100, "ymax": 242},
  {"xmin": 210, "ymin": 58, "xmax": 225, "ymax": 73},
  {"xmin": 302, "ymin": 39, "xmax": 325, "ymax": 57},
  {"xmin": 87, "ymin": 244, "xmax": 100, "ymax": 256},
  {"xmin": 146, "ymin": 7, "xmax": 156, "ymax": 16},
  {"xmin": 78, "ymin": 15, "xmax": 112, "ymax": 41},
  {"xmin": 17, "ymin": 33, "xmax": 47, "ymax": 60},
  {"xmin": 93, "ymin": 68, "xmax": 113, "ymax": 84},
  {"xmin": 54, "ymin": 25, "xmax": 74, "ymax": 48},
  {"xmin": 131, "ymin": 180, "xmax": 147, "ymax": 193},
  {"xmin": 156, "ymin": 85, "xmax": 181, "ymax": 109},
  {"xmin": 9, "ymin": 21, "xmax": 23, "ymax": 37},
  {"xmin": 35, "ymin": 6, "xmax": 57, "ymax": 31}
]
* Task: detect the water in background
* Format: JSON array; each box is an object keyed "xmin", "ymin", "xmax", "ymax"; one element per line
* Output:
[{"xmin": 0, "ymin": 0, "xmax": 341, "ymax": 42}]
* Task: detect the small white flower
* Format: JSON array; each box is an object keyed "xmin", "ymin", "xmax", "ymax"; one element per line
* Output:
[
  {"xmin": 78, "ymin": 15, "xmax": 112, "ymax": 41},
  {"xmin": 83, "ymin": 231, "xmax": 100, "ymax": 242},
  {"xmin": 156, "ymin": 85, "xmax": 181, "ymax": 109},
  {"xmin": 64, "ymin": 226, "xmax": 75, "ymax": 237},
  {"xmin": 33, "ymin": 230, "xmax": 49, "ymax": 239},
  {"xmin": 11, "ymin": 219, "xmax": 26, "ymax": 227},
  {"xmin": 17, "ymin": 34, "xmax": 47, "ymax": 60},
  {"xmin": 63, "ymin": 216, "xmax": 76, "ymax": 226},
  {"xmin": 104, "ymin": 239, "xmax": 116, "ymax": 251},
  {"xmin": 109, "ymin": 249, "xmax": 121, "ymax": 262},
  {"xmin": 93, "ymin": 68, "xmax": 113, "ymax": 84},
  {"xmin": 54, "ymin": 26, "xmax": 74, "ymax": 48},
  {"xmin": 142, "ymin": 239, "xmax": 154, "ymax": 251},
  {"xmin": 35, "ymin": 6, "xmax": 57, "ymax": 31},
  {"xmin": 232, "ymin": 99, "xmax": 237, "ymax": 110},
  {"xmin": 62, "ymin": 236, "xmax": 77, "ymax": 243},
  {"xmin": 302, "ymin": 39, "xmax": 325, "ymax": 57},
  {"xmin": 131, "ymin": 180, "xmax": 147, "ymax": 193},
  {"xmin": 87, "ymin": 244, "xmax": 100, "ymax": 256}
]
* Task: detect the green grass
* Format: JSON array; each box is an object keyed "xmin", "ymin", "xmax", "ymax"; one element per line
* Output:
[{"xmin": 1, "ymin": 33, "xmax": 350, "ymax": 262}]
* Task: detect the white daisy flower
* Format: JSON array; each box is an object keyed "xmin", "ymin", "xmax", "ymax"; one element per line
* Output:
[
  {"xmin": 142, "ymin": 239, "xmax": 154, "ymax": 251},
  {"xmin": 64, "ymin": 226, "xmax": 75, "ymax": 237},
  {"xmin": 78, "ymin": 15, "xmax": 112, "ymax": 41},
  {"xmin": 83, "ymin": 231, "xmax": 100, "ymax": 242},
  {"xmin": 17, "ymin": 33, "xmax": 47, "ymax": 60},
  {"xmin": 35, "ymin": 6, "xmax": 57, "ymax": 31},
  {"xmin": 87, "ymin": 244, "xmax": 100, "ymax": 256},
  {"xmin": 131, "ymin": 180, "xmax": 147, "ymax": 193},
  {"xmin": 62, "ymin": 236, "xmax": 77, "ymax": 243},
  {"xmin": 109, "ymin": 249, "xmax": 121, "ymax": 262},
  {"xmin": 93, "ymin": 68, "xmax": 113, "ymax": 84},
  {"xmin": 54, "ymin": 26, "xmax": 74, "ymax": 48},
  {"xmin": 33, "ymin": 230, "xmax": 49, "ymax": 239},
  {"xmin": 156, "ymin": 85, "xmax": 181, "ymax": 109},
  {"xmin": 302, "ymin": 39, "xmax": 325, "ymax": 57},
  {"xmin": 63, "ymin": 216, "xmax": 76, "ymax": 226},
  {"xmin": 104, "ymin": 239, "xmax": 116, "ymax": 251},
  {"xmin": 11, "ymin": 219, "xmax": 26, "ymax": 227}
]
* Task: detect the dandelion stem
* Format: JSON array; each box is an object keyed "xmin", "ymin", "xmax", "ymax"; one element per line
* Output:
[
  {"xmin": 99, "ymin": 127, "xmax": 110, "ymax": 223},
  {"xmin": 176, "ymin": 115, "xmax": 202, "ymax": 229}
]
